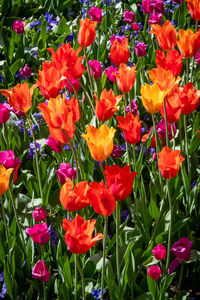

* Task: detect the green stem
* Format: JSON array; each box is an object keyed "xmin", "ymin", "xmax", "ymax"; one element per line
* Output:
[
  {"xmin": 123, "ymin": 94, "xmax": 131, "ymax": 166},
  {"xmin": 97, "ymin": 25, "xmax": 100, "ymax": 61},
  {"xmin": 74, "ymin": 254, "xmax": 77, "ymax": 300},
  {"xmin": 178, "ymin": 118, "xmax": 183, "ymax": 152},
  {"xmin": 101, "ymin": 216, "xmax": 108, "ymax": 300},
  {"xmin": 171, "ymin": 124, "xmax": 175, "ymax": 151},
  {"xmin": 0, "ymin": 196, "xmax": 11, "ymax": 249},
  {"xmin": 67, "ymin": 78, "xmax": 79, "ymax": 100},
  {"xmin": 99, "ymin": 162, "xmax": 106, "ymax": 183},
  {"xmin": 152, "ymin": 114, "xmax": 160, "ymax": 154},
  {"xmin": 76, "ymin": 255, "xmax": 86, "ymax": 300},
  {"xmin": 105, "ymin": 0, "xmax": 108, "ymax": 32},
  {"xmin": 196, "ymin": 21, "xmax": 198, "ymax": 32},
  {"xmin": 150, "ymin": 198, "xmax": 165, "ymax": 243},
  {"xmin": 183, "ymin": 115, "xmax": 191, "ymax": 175},
  {"xmin": 116, "ymin": 202, "xmax": 120, "ymax": 284},
  {"xmin": 155, "ymin": 280, "xmax": 158, "ymax": 300},
  {"xmin": 41, "ymin": 245, "xmax": 47, "ymax": 300},
  {"xmin": 166, "ymin": 179, "xmax": 172, "ymax": 270},
  {"xmin": 143, "ymin": 14, "xmax": 148, "ymax": 37},
  {"xmin": 26, "ymin": 114, "xmax": 43, "ymax": 201},
  {"xmin": 83, "ymin": 48, "xmax": 94, "ymax": 93},
  {"xmin": 176, "ymin": 262, "xmax": 184, "ymax": 297},
  {"xmin": 70, "ymin": 139, "xmax": 85, "ymax": 180},
  {"xmin": 79, "ymin": 81, "xmax": 96, "ymax": 117},
  {"xmin": 163, "ymin": 99, "xmax": 169, "ymax": 147},
  {"xmin": 3, "ymin": 123, "xmax": 9, "ymax": 148}
]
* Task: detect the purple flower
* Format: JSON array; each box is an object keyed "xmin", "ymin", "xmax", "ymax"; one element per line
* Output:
[
  {"xmin": 122, "ymin": 10, "xmax": 135, "ymax": 24},
  {"xmin": 110, "ymin": 34, "xmax": 126, "ymax": 45},
  {"xmin": 111, "ymin": 145, "xmax": 122, "ymax": 159},
  {"xmin": 28, "ymin": 142, "xmax": 41, "ymax": 159},
  {"xmin": 195, "ymin": 50, "xmax": 200, "ymax": 65},
  {"xmin": 48, "ymin": 223, "xmax": 59, "ymax": 247},
  {"xmin": 65, "ymin": 33, "xmax": 74, "ymax": 43},
  {"xmin": 156, "ymin": 119, "xmax": 176, "ymax": 140},
  {"xmin": 135, "ymin": 42, "xmax": 148, "ymax": 57},
  {"xmin": 0, "ymin": 74, "xmax": 4, "ymax": 83},
  {"xmin": 92, "ymin": 288, "xmax": 105, "ymax": 299},
  {"xmin": 0, "ymin": 282, "xmax": 7, "ymax": 298},
  {"xmin": 121, "ymin": 210, "xmax": 130, "ymax": 223},
  {"xmin": 19, "ymin": 64, "xmax": 32, "ymax": 78},
  {"xmin": 148, "ymin": 12, "xmax": 163, "ymax": 25},
  {"xmin": 56, "ymin": 163, "xmax": 77, "ymax": 184},
  {"xmin": 88, "ymin": 7, "xmax": 102, "ymax": 23},
  {"xmin": 126, "ymin": 99, "xmax": 138, "ymax": 115}
]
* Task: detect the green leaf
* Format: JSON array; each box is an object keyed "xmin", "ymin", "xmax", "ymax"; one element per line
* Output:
[
  {"xmin": 147, "ymin": 275, "xmax": 155, "ymax": 299},
  {"xmin": 4, "ymin": 258, "xmax": 14, "ymax": 299}
]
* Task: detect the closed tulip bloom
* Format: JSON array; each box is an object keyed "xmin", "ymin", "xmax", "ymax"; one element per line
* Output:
[
  {"xmin": 0, "ymin": 165, "xmax": 13, "ymax": 196},
  {"xmin": 65, "ymin": 78, "xmax": 80, "ymax": 94},
  {"xmin": 46, "ymin": 136, "xmax": 63, "ymax": 153},
  {"xmin": 110, "ymin": 38, "xmax": 130, "ymax": 66},
  {"xmin": 60, "ymin": 178, "xmax": 89, "ymax": 211},
  {"xmin": 95, "ymin": 89, "xmax": 122, "ymax": 121},
  {"xmin": 123, "ymin": 10, "xmax": 135, "ymax": 24},
  {"xmin": 105, "ymin": 165, "xmax": 137, "ymax": 201},
  {"xmin": 156, "ymin": 50, "xmax": 183, "ymax": 77},
  {"xmin": 148, "ymin": 67, "xmax": 181, "ymax": 93},
  {"xmin": 56, "ymin": 163, "xmax": 77, "ymax": 184},
  {"xmin": 141, "ymin": 83, "xmax": 166, "ymax": 114},
  {"xmin": 114, "ymin": 63, "xmax": 136, "ymax": 94},
  {"xmin": 88, "ymin": 7, "xmax": 102, "ymax": 22},
  {"xmin": 47, "ymin": 43, "xmax": 85, "ymax": 80},
  {"xmin": 87, "ymin": 181, "xmax": 116, "ymax": 216},
  {"xmin": 0, "ymin": 150, "xmax": 21, "ymax": 183},
  {"xmin": 160, "ymin": 87, "xmax": 183, "ymax": 123},
  {"xmin": 135, "ymin": 42, "xmax": 148, "ymax": 57},
  {"xmin": 0, "ymin": 83, "xmax": 37, "ymax": 113},
  {"xmin": 39, "ymin": 95, "xmax": 80, "ymax": 144},
  {"xmin": 82, "ymin": 124, "xmax": 116, "ymax": 162},
  {"xmin": 105, "ymin": 66, "xmax": 119, "ymax": 82},
  {"xmin": 0, "ymin": 103, "xmax": 10, "ymax": 124},
  {"xmin": 13, "ymin": 20, "xmax": 25, "ymax": 34},
  {"xmin": 148, "ymin": 266, "xmax": 162, "ymax": 280},
  {"xmin": 26, "ymin": 223, "xmax": 50, "ymax": 244},
  {"xmin": 33, "ymin": 207, "xmax": 47, "ymax": 222},
  {"xmin": 32, "ymin": 260, "xmax": 50, "ymax": 282},
  {"xmin": 186, "ymin": 0, "xmax": 200, "ymax": 21},
  {"xmin": 158, "ymin": 146, "xmax": 184, "ymax": 179},
  {"xmin": 150, "ymin": 20, "xmax": 177, "ymax": 51},
  {"xmin": 88, "ymin": 60, "xmax": 102, "ymax": 79},
  {"xmin": 148, "ymin": 12, "xmax": 163, "ymax": 25},
  {"xmin": 177, "ymin": 29, "xmax": 200, "ymax": 58},
  {"xmin": 78, "ymin": 18, "xmax": 97, "ymax": 48},
  {"xmin": 152, "ymin": 244, "xmax": 166, "ymax": 260},
  {"xmin": 116, "ymin": 113, "xmax": 142, "ymax": 144},
  {"xmin": 62, "ymin": 214, "xmax": 103, "ymax": 254},
  {"xmin": 179, "ymin": 82, "xmax": 200, "ymax": 115}
]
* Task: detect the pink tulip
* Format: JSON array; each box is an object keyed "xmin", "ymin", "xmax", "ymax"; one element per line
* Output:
[
  {"xmin": 88, "ymin": 7, "xmax": 102, "ymax": 23},
  {"xmin": 56, "ymin": 163, "xmax": 77, "ymax": 185},
  {"xmin": 135, "ymin": 42, "xmax": 148, "ymax": 57},
  {"xmin": 148, "ymin": 265, "xmax": 162, "ymax": 280},
  {"xmin": 65, "ymin": 78, "xmax": 80, "ymax": 94},
  {"xmin": 26, "ymin": 223, "xmax": 50, "ymax": 244},
  {"xmin": 0, "ymin": 103, "xmax": 10, "ymax": 124},
  {"xmin": 152, "ymin": 244, "xmax": 166, "ymax": 260},
  {"xmin": 88, "ymin": 60, "xmax": 102, "ymax": 79},
  {"xmin": 105, "ymin": 66, "xmax": 119, "ymax": 83},
  {"xmin": 32, "ymin": 260, "xmax": 50, "ymax": 282},
  {"xmin": 33, "ymin": 207, "xmax": 47, "ymax": 222},
  {"xmin": 13, "ymin": 20, "xmax": 25, "ymax": 34},
  {"xmin": 46, "ymin": 136, "xmax": 63, "ymax": 153},
  {"xmin": 123, "ymin": 10, "xmax": 135, "ymax": 24}
]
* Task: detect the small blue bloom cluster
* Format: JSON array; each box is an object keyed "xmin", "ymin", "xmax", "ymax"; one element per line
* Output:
[
  {"xmin": 0, "ymin": 273, "xmax": 7, "ymax": 299},
  {"xmin": 91, "ymin": 287, "xmax": 105, "ymax": 299},
  {"xmin": 28, "ymin": 142, "xmax": 41, "ymax": 159},
  {"xmin": 48, "ymin": 223, "xmax": 59, "ymax": 247}
]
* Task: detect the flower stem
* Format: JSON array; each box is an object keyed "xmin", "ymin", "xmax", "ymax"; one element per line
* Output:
[
  {"xmin": 171, "ymin": 124, "xmax": 175, "ymax": 150},
  {"xmin": 196, "ymin": 21, "xmax": 198, "ymax": 32},
  {"xmin": 41, "ymin": 245, "xmax": 47, "ymax": 300},
  {"xmin": 26, "ymin": 113, "xmax": 43, "ymax": 202},
  {"xmin": 76, "ymin": 254, "xmax": 86, "ymax": 300},
  {"xmin": 163, "ymin": 99, "xmax": 169, "ymax": 147},
  {"xmin": 74, "ymin": 254, "xmax": 77, "ymax": 300},
  {"xmin": 183, "ymin": 115, "xmax": 191, "ymax": 175},
  {"xmin": 176, "ymin": 262, "xmax": 184, "ymax": 297},
  {"xmin": 83, "ymin": 48, "xmax": 94, "ymax": 93},
  {"xmin": 101, "ymin": 216, "xmax": 108, "ymax": 300},
  {"xmin": 166, "ymin": 179, "xmax": 172, "ymax": 270},
  {"xmin": 123, "ymin": 93, "xmax": 131, "ymax": 166},
  {"xmin": 116, "ymin": 202, "xmax": 120, "ymax": 284},
  {"xmin": 0, "ymin": 196, "xmax": 11, "ymax": 249}
]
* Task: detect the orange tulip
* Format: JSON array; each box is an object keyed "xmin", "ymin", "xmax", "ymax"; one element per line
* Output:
[
  {"xmin": 148, "ymin": 67, "xmax": 181, "ymax": 93},
  {"xmin": 160, "ymin": 87, "xmax": 183, "ymax": 123},
  {"xmin": 95, "ymin": 89, "xmax": 122, "ymax": 121},
  {"xmin": 37, "ymin": 61, "xmax": 65, "ymax": 99},
  {"xmin": 38, "ymin": 95, "xmax": 80, "ymax": 144},
  {"xmin": 78, "ymin": 18, "xmax": 97, "ymax": 48},
  {"xmin": 82, "ymin": 124, "xmax": 116, "ymax": 161},
  {"xmin": 186, "ymin": 0, "xmax": 200, "ymax": 21},
  {"xmin": 114, "ymin": 63, "xmax": 136, "ymax": 94},
  {"xmin": 150, "ymin": 20, "xmax": 177, "ymax": 52},
  {"xmin": 179, "ymin": 82, "xmax": 200, "ymax": 115},
  {"xmin": 158, "ymin": 147, "xmax": 184, "ymax": 179},
  {"xmin": 156, "ymin": 50, "xmax": 183, "ymax": 77},
  {"xmin": 60, "ymin": 178, "xmax": 89, "ymax": 211},
  {"xmin": 0, "ymin": 165, "xmax": 13, "ymax": 196},
  {"xmin": 116, "ymin": 113, "xmax": 142, "ymax": 144},
  {"xmin": 110, "ymin": 38, "xmax": 130, "ymax": 66},
  {"xmin": 141, "ymin": 83, "xmax": 167, "ymax": 114},
  {"xmin": 177, "ymin": 29, "xmax": 200, "ymax": 58},
  {"xmin": 87, "ymin": 181, "xmax": 116, "ymax": 216},
  {"xmin": 105, "ymin": 165, "xmax": 137, "ymax": 201},
  {"xmin": 62, "ymin": 214, "xmax": 103, "ymax": 254},
  {"xmin": 0, "ymin": 83, "xmax": 37, "ymax": 113},
  {"xmin": 48, "ymin": 43, "xmax": 85, "ymax": 80}
]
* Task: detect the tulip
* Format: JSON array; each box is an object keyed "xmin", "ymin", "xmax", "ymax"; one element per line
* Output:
[
  {"xmin": 111, "ymin": 145, "xmax": 122, "ymax": 158},
  {"xmin": 62, "ymin": 214, "xmax": 103, "ymax": 254},
  {"xmin": 157, "ymin": 119, "xmax": 176, "ymax": 140},
  {"xmin": 150, "ymin": 20, "xmax": 177, "ymax": 52},
  {"xmin": 46, "ymin": 136, "xmax": 63, "ymax": 153},
  {"xmin": 160, "ymin": 87, "xmax": 183, "ymax": 123},
  {"xmin": 110, "ymin": 35, "xmax": 126, "ymax": 45},
  {"xmin": 39, "ymin": 95, "xmax": 80, "ymax": 144},
  {"xmin": 185, "ymin": 0, "xmax": 200, "ymax": 21},
  {"xmin": 158, "ymin": 146, "xmax": 184, "ymax": 179},
  {"xmin": 88, "ymin": 7, "xmax": 102, "ymax": 22},
  {"xmin": 13, "ymin": 20, "xmax": 25, "ymax": 34},
  {"xmin": 0, "ymin": 103, "xmax": 10, "ymax": 124},
  {"xmin": 195, "ymin": 50, "xmax": 200, "ymax": 64},
  {"xmin": 148, "ymin": 12, "xmax": 163, "ymax": 25},
  {"xmin": 156, "ymin": 50, "xmax": 183, "ymax": 77},
  {"xmin": 0, "ymin": 150, "xmax": 21, "ymax": 183},
  {"xmin": 60, "ymin": 178, "xmax": 89, "ymax": 211},
  {"xmin": 179, "ymin": 82, "xmax": 200, "ymax": 115},
  {"xmin": 78, "ymin": 18, "xmax": 97, "ymax": 48},
  {"xmin": 65, "ymin": 78, "xmax": 80, "ymax": 94},
  {"xmin": 87, "ymin": 181, "xmax": 116, "ymax": 216},
  {"xmin": 26, "ymin": 222, "xmax": 50, "ymax": 244},
  {"xmin": 0, "ymin": 83, "xmax": 37, "ymax": 113},
  {"xmin": 19, "ymin": 64, "xmax": 32, "ymax": 78},
  {"xmin": 177, "ymin": 29, "xmax": 200, "ymax": 58},
  {"xmin": 135, "ymin": 42, "xmax": 148, "ymax": 57},
  {"xmin": 132, "ymin": 23, "xmax": 140, "ymax": 31},
  {"xmin": 122, "ymin": 10, "xmax": 135, "ymax": 24},
  {"xmin": 32, "ymin": 260, "xmax": 50, "ymax": 282},
  {"xmin": 105, "ymin": 66, "xmax": 118, "ymax": 82},
  {"xmin": 105, "ymin": 165, "xmax": 137, "ymax": 201},
  {"xmin": 168, "ymin": 237, "xmax": 192, "ymax": 273},
  {"xmin": 110, "ymin": 38, "xmax": 130, "ymax": 66},
  {"xmin": 33, "ymin": 207, "xmax": 47, "ymax": 222},
  {"xmin": 82, "ymin": 124, "xmax": 116, "ymax": 162},
  {"xmin": 141, "ymin": 83, "xmax": 166, "ymax": 114},
  {"xmin": 152, "ymin": 244, "xmax": 166, "ymax": 260},
  {"xmin": 0, "ymin": 165, "xmax": 13, "ymax": 196},
  {"xmin": 56, "ymin": 163, "xmax": 77, "ymax": 184},
  {"xmin": 116, "ymin": 113, "xmax": 142, "ymax": 144},
  {"xmin": 95, "ymin": 89, "xmax": 122, "ymax": 121},
  {"xmin": 88, "ymin": 60, "xmax": 102, "ymax": 79},
  {"xmin": 114, "ymin": 63, "xmax": 136, "ymax": 94},
  {"xmin": 148, "ymin": 266, "xmax": 162, "ymax": 280}
]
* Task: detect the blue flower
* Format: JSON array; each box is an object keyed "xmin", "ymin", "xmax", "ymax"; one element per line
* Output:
[
  {"xmin": 0, "ymin": 273, "xmax": 4, "ymax": 283},
  {"xmin": 121, "ymin": 210, "xmax": 130, "ymax": 223},
  {"xmin": 30, "ymin": 21, "xmax": 42, "ymax": 29},
  {"xmin": 48, "ymin": 223, "xmax": 59, "ymax": 247},
  {"xmin": 0, "ymin": 74, "xmax": 4, "ymax": 83},
  {"xmin": 92, "ymin": 288, "xmax": 105, "ymax": 300},
  {"xmin": 28, "ymin": 142, "xmax": 41, "ymax": 159},
  {"xmin": 65, "ymin": 33, "xmax": 74, "ymax": 43},
  {"xmin": 0, "ymin": 282, "xmax": 7, "ymax": 299},
  {"xmin": 45, "ymin": 12, "xmax": 54, "ymax": 23}
]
